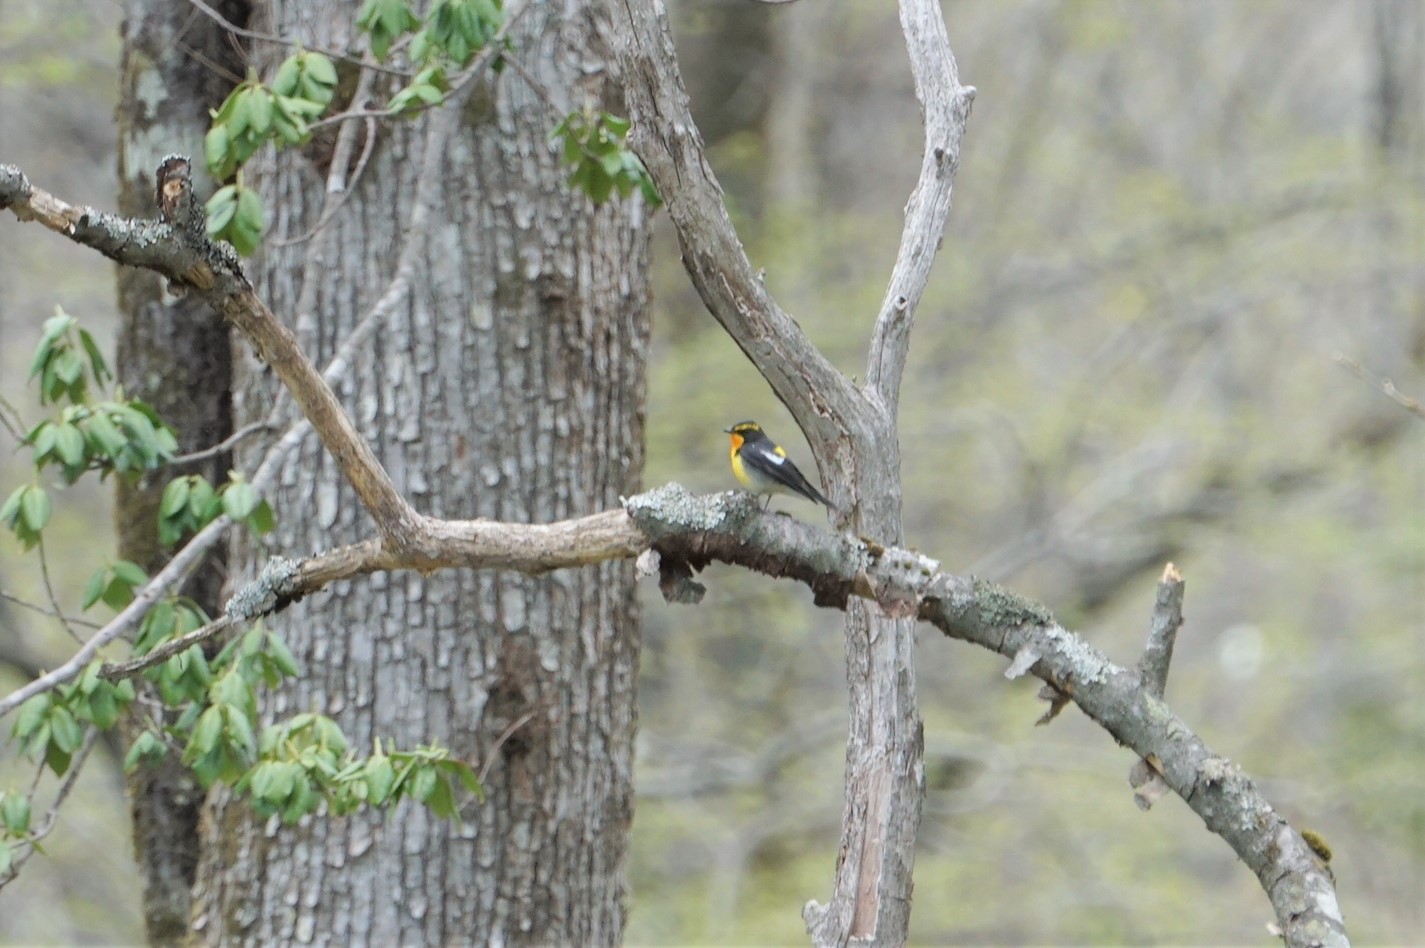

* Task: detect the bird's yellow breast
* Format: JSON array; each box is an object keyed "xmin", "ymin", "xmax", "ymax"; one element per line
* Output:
[{"xmin": 729, "ymin": 436, "xmax": 753, "ymax": 487}]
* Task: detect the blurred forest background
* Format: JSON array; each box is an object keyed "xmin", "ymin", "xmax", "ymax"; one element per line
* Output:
[{"xmin": 1, "ymin": 0, "xmax": 1421, "ymax": 943}]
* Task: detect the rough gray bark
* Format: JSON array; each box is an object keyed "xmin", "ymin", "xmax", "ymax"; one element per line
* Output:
[
  {"xmin": 184, "ymin": 1, "xmax": 650, "ymax": 943},
  {"xmin": 115, "ymin": 1, "xmax": 246, "ymax": 940}
]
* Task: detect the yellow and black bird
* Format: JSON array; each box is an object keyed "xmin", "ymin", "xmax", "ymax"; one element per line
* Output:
[{"xmin": 725, "ymin": 420, "xmax": 834, "ymax": 509}]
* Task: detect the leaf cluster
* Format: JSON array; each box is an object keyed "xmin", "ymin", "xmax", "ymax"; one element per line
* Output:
[
  {"xmin": 359, "ymin": 0, "xmax": 505, "ymax": 68},
  {"xmin": 3, "ymin": 310, "xmax": 178, "ymax": 550},
  {"xmin": 551, "ymin": 110, "xmax": 661, "ymax": 207},
  {"xmin": 203, "ymin": 51, "xmax": 339, "ymax": 254},
  {"xmin": 10, "ymin": 663, "xmax": 136, "ymax": 778},
  {"xmin": 158, "ymin": 471, "xmax": 274, "ymax": 547}
]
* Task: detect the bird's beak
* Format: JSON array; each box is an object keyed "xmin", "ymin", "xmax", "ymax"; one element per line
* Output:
[{"xmin": 723, "ymin": 426, "xmax": 734, "ymax": 433}]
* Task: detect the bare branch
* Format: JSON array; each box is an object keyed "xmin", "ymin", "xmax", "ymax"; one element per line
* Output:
[
  {"xmin": 1137, "ymin": 561, "xmax": 1185, "ymax": 699},
  {"xmin": 0, "ymin": 590, "xmax": 101, "ymax": 630},
  {"xmin": 169, "ymin": 420, "xmax": 276, "ymax": 466},
  {"xmin": 34, "ymin": 538, "xmax": 83, "ymax": 644},
  {"xmin": 864, "ymin": 0, "xmax": 974, "ymax": 413},
  {"xmin": 609, "ymin": 0, "xmax": 859, "ymax": 448},
  {"xmin": 1127, "ymin": 562, "xmax": 1185, "ymax": 808},
  {"xmin": 0, "ymin": 474, "xmax": 1350, "ymax": 941},
  {"xmin": 1334, "ymin": 352, "xmax": 1425, "ymax": 420}
]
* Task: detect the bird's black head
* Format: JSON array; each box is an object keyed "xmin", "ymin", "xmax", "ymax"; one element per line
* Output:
[{"xmin": 725, "ymin": 420, "xmax": 768, "ymax": 443}]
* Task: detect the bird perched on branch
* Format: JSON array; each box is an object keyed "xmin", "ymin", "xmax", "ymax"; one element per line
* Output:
[{"xmin": 725, "ymin": 420, "xmax": 834, "ymax": 510}]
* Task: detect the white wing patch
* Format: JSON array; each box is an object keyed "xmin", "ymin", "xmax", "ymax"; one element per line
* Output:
[{"xmin": 766, "ymin": 453, "xmax": 786, "ymax": 465}]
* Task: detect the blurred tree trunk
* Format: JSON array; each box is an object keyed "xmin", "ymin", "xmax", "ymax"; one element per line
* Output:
[
  {"xmin": 115, "ymin": 1, "xmax": 246, "ymax": 941},
  {"xmin": 188, "ymin": 0, "xmax": 649, "ymax": 943},
  {"xmin": 1370, "ymin": 0, "xmax": 1424, "ymax": 368}
]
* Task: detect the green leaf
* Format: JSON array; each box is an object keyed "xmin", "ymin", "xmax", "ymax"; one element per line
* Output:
[
  {"xmin": 85, "ymin": 686, "xmax": 119, "ymax": 731},
  {"xmin": 250, "ymin": 760, "xmax": 295, "ymax": 803},
  {"xmin": 241, "ymin": 625, "xmax": 265, "ymax": 659},
  {"xmin": 442, "ymin": 758, "xmax": 485, "ymax": 800},
  {"xmin": 206, "ymin": 185, "xmax": 239, "ymax": 235},
  {"xmin": 188, "ymin": 476, "xmax": 218, "ymax": 520},
  {"xmin": 11, "ymin": 694, "xmax": 50, "ymax": 742},
  {"xmin": 365, "ymin": 755, "xmax": 396, "ymax": 805},
  {"xmin": 204, "ymin": 123, "xmax": 232, "ymax": 178},
  {"xmin": 225, "ymin": 707, "xmax": 258, "ymax": 760},
  {"xmin": 187, "ymin": 707, "xmax": 224, "ymax": 760},
  {"xmin": 247, "ymin": 499, "xmax": 276, "ymax": 536},
  {"xmin": 52, "ymin": 423, "xmax": 85, "ymax": 468},
  {"xmin": 266, "ymin": 632, "xmax": 301, "ymax": 677},
  {"xmin": 84, "ymin": 410, "xmax": 127, "ymax": 458},
  {"xmin": 0, "ymin": 486, "xmax": 26, "ymax": 528},
  {"xmin": 1, "ymin": 793, "xmax": 31, "ymax": 835},
  {"xmin": 135, "ymin": 600, "xmax": 176, "ymax": 654},
  {"xmin": 38, "ymin": 311, "xmax": 75, "ymax": 351},
  {"xmin": 81, "ymin": 569, "xmax": 105, "ymax": 610},
  {"xmin": 272, "ymin": 55, "xmax": 302, "ymax": 97},
  {"xmin": 113, "ymin": 559, "xmax": 149, "ymax": 586},
  {"xmin": 280, "ymin": 773, "xmax": 316, "ymax": 823},
  {"xmin": 175, "ymin": 602, "xmax": 209, "ymax": 636},
  {"xmin": 223, "ymin": 481, "xmax": 261, "ymax": 520},
  {"xmin": 20, "ymin": 486, "xmax": 51, "ymax": 533},
  {"xmin": 247, "ymin": 87, "xmax": 274, "ymax": 135},
  {"xmin": 589, "ymin": 166, "xmax": 615, "ymax": 204},
  {"xmin": 303, "ymin": 52, "xmax": 337, "ymax": 91},
  {"xmin": 160, "ymin": 477, "xmax": 191, "ymax": 518},
  {"xmin": 78, "ymin": 660, "xmax": 101, "ymax": 695},
  {"xmin": 229, "ymin": 188, "xmax": 265, "ymax": 256},
  {"xmin": 275, "ymin": 94, "xmax": 325, "ymax": 119},
  {"xmin": 49, "ymin": 707, "xmax": 84, "ymax": 754},
  {"xmin": 426, "ymin": 773, "xmax": 459, "ymax": 820},
  {"xmin": 31, "ymin": 421, "xmax": 57, "ymax": 459},
  {"xmin": 124, "ymin": 730, "xmax": 167, "ymax": 774},
  {"xmin": 44, "ymin": 742, "xmax": 73, "ymax": 778},
  {"xmin": 77, "ymin": 328, "xmax": 110, "ymax": 385},
  {"xmin": 409, "ymin": 765, "xmax": 438, "ymax": 803},
  {"xmin": 53, "ymin": 348, "xmax": 85, "ymax": 386}
]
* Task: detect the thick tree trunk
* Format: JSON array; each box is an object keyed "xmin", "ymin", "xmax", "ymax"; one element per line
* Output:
[
  {"xmin": 189, "ymin": 1, "xmax": 649, "ymax": 943},
  {"xmin": 115, "ymin": 2, "xmax": 246, "ymax": 941}
]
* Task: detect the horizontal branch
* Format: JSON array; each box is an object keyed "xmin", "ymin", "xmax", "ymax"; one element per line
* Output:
[{"xmin": 1, "ymin": 481, "xmax": 1331, "ymax": 943}]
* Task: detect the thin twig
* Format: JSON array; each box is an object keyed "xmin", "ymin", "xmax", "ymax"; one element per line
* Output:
[
  {"xmin": 1334, "ymin": 352, "xmax": 1425, "ymax": 420},
  {"xmin": 1127, "ymin": 562, "xmax": 1185, "ymax": 809},
  {"xmin": 1136, "ymin": 562, "xmax": 1185, "ymax": 699},
  {"xmin": 478, "ymin": 708, "xmax": 539, "ymax": 785},
  {"xmin": 0, "ymin": 590, "xmax": 101, "ymax": 629},
  {"xmin": 497, "ymin": 53, "xmax": 563, "ymax": 114},
  {"xmin": 170, "ymin": 420, "xmax": 276, "ymax": 466},
  {"xmin": 35, "ymin": 537, "xmax": 83, "ymax": 645},
  {"xmin": 0, "ymin": 393, "xmax": 27, "ymax": 440},
  {"xmin": 100, "ymin": 614, "xmax": 239, "ymax": 679},
  {"xmin": 185, "ymin": 0, "xmax": 414, "ymax": 78}
]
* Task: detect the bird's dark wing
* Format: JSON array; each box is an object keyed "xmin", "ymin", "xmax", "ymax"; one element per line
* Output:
[{"xmin": 742, "ymin": 447, "xmax": 833, "ymax": 507}]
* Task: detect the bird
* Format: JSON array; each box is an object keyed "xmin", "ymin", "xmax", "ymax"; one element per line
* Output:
[{"xmin": 725, "ymin": 420, "xmax": 834, "ymax": 510}]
